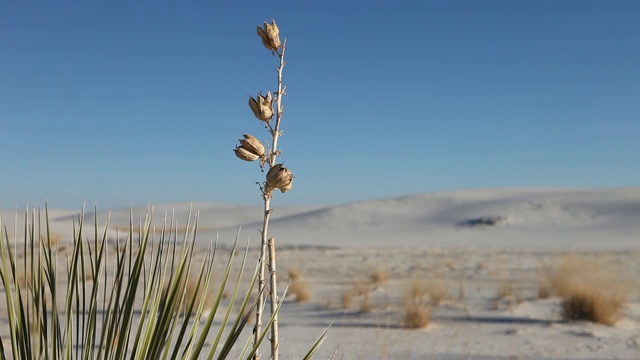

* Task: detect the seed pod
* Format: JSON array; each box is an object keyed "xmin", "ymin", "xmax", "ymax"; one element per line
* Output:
[
  {"xmin": 239, "ymin": 134, "xmax": 264, "ymax": 157},
  {"xmin": 248, "ymin": 92, "xmax": 274, "ymax": 121},
  {"xmin": 266, "ymin": 163, "xmax": 293, "ymax": 192},
  {"xmin": 234, "ymin": 146, "xmax": 260, "ymax": 162},
  {"xmin": 256, "ymin": 19, "xmax": 281, "ymax": 51},
  {"xmin": 259, "ymin": 92, "xmax": 274, "ymax": 120}
]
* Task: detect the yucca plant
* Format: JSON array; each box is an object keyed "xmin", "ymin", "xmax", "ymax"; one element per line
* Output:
[{"xmin": 0, "ymin": 206, "xmax": 290, "ymax": 360}]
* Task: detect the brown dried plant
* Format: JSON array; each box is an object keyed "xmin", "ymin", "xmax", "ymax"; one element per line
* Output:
[
  {"xmin": 233, "ymin": 19, "xmax": 321, "ymax": 360},
  {"xmin": 370, "ymin": 268, "xmax": 388, "ymax": 287},
  {"xmin": 404, "ymin": 303, "xmax": 431, "ymax": 329},
  {"xmin": 549, "ymin": 255, "xmax": 629, "ymax": 325},
  {"xmin": 289, "ymin": 279, "xmax": 312, "ymax": 303},
  {"xmin": 403, "ymin": 280, "xmax": 432, "ymax": 328}
]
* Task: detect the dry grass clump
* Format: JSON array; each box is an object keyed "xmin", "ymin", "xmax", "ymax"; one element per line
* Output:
[
  {"xmin": 289, "ymin": 279, "xmax": 311, "ymax": 303},
  {"xmin": 403, "ymin": 280, "xmax": 432, "ymax": 328},
  {"xmin": 409, "ymin": 277, "xmax": 449, "ymax": 306},
  {"xmin": 404, "ymin": 303, "xmax": 431, "ymax": 329},
  {"xmin": 340, "ymin": 292, "xmax": 354, "ymax": 309},
  {"xmin": 287, "ymin": 267, "xmax": 300, "ymax": 281},
  {"xmin": 370, "ymin": 268, "xmax": 388, "ymax": 287},
  {"xmin": 340, "ymin": 284, "xmax": 372, "ymax": 310},
  {"xmin": 560, "ymin": 285, "xmax": 626, "ymax": 325},
  {"xmin": 547, "ymin": 255, "xmax": 629, "ymax": 325}
]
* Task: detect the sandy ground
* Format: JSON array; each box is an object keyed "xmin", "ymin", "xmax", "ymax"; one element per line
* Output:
[
  {"xmin": 1, "ymin": 187, "xmax": 640, "ymax": 359},
  {"xmin": 270, "ymin": 246, "xmax": 640, "ymax": 360}
]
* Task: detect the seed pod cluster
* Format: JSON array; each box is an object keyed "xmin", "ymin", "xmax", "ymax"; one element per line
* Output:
[
  {"xmin": 256, "ymin": 19, "xmax": 281, "ymax": 51},
  {"xmin": 235, "ymin": 19, "xmax": 293, "ymax": 196},
  {"xmin": 248, "ymin": 92, "xmax": 274, "ymax": 122}
]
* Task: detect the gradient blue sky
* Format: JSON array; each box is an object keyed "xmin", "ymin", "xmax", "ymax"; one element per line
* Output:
[{"xmin": 1, "ymin": 0, "xmax": 639, "ymax": 209}]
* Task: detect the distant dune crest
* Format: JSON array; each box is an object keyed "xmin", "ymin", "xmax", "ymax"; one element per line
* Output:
[{"xmin": 2, "ymin": 187, "xmax": 639, "ymax": 249}]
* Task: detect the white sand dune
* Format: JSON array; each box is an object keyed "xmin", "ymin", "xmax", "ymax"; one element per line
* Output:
[
  {"xmin": 198, "ymin": 187, "xmax": 640, "ymax": 249},
  {"xmin": 2, "ymin": 187, "xmax": 639, "ymax": 249},
  {"xmin": 254, "ymin": 186, "xmax": 640, "ymax": 249}
]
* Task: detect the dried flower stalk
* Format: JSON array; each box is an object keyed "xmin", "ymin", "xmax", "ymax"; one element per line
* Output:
[{"xmin": 234, "ymin": 18, "xmax": 288, "ymax": 360}]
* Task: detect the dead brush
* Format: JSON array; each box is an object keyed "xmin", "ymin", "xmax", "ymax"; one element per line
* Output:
[
  {"xmin": 403, "ymin": 302, "xmax": 431, "ymax": 329},
  {"xmin": 403, "ymin": 279, "xmax": 432, "ymax": 328},
  {"xmin": 549, "ymin": 255, "xmax": 629, "ymax": 325},
  {"xmin": 288, "ymin": 279, "xmax": 312, "ymax": 303},
  {"xmin": 370, "ymin": 268, "xmax": 388, "ymax": 287},
  {"xmin": 409, "ymin": 277, "xmax": 449, "ymax": 306},
  {"xmin": 286, "ymin": 267, "xmax": 300, "ymax": 281},
  {"xmin": 340, "ymin": 291, "xmax": 354, "ymax": 309},
  {"xmin": 340, "ymin": 284, "xmax": 371, "ymax": 311}
]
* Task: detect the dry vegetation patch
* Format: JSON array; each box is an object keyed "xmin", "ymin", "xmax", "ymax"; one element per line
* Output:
[
  {"xmin": 404, "ymin": 303, "xmax": 431, "ymax": 329},
  {"xmin": 289, "ymin": 279, "xmax": 312, "ymax": 303},
  {"xmin": 403, "ymin": 279, "xmax": 434, "ymax": 328},
  {"xmin": 546, "ymin": 255, "xmax": 629, "ymax": 325},
  {"xmin": 370, "ymin": 268, "xmax": 388, "ymax": 287},
  {"xmin": 409, "ymin": 277, "xmax": 449, "ymax": 306}
]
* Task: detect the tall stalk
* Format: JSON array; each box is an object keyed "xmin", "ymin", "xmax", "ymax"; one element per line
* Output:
[{"xmin": 233, "ymin": 20, "xmax": 292, "ymax": 360}]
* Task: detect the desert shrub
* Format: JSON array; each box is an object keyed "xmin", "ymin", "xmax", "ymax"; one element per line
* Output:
[
  {"xmin": 370, "ymin": 268, "xmax": 388, "ymax": 286},
  {"xmin": 339, "ymin": 284, "xmax": 371, "ymax": 310},
  {"xmin": 289, "ymin": 279, "xmax": 312, "ymax": 303},
  {"xmin": 340, "ymin": 291, "xmax": 354, "ymax": 309},
  {"xmin": 404, "ymin": 303, "xmax": 431, "ymax": 329},
  {"xmin": 560, "ymin": 285, "xmax": 626, "ymax": 325},
  {"xmin": 287, "ymin": 267, "xmax": 300, "ymax": 281},
  {"xmin": 409, "ymin": 278, "xmax": 449, "ymax": 306},
  {"xmin": 550, "ymin": 255, "xmax": 628, "ymax": 325},
  {"xmin": 403, "ymin": 280, "xmax": 433, "ymax": 328}
]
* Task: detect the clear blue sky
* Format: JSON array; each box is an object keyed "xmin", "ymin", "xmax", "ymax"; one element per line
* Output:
[{"xmin": 1, "ymin": 0, "xmax": 639, "ymax": 209}]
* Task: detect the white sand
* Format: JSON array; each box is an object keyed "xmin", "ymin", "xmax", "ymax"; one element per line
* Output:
[{"xmin": 1, "ymin": 187, "xmax": 639, "ymax": 359}]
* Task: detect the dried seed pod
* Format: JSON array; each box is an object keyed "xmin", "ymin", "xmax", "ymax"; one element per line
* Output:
[
  {"xmin": 256, "ymin": 19, "xmax": 281, "ymax": 51},
  {"xmin": 259, "ymin": 92, "xmax": 274, "ymax": 120},
  {"xmin": 248, "ymin": 92, "xmax": 274, "ymax": 121},
  {"xmin": 239, "ymin": 134, "xmax": 264, "ymax": 157},
  {"xmin": 266, "ymin": 163, "xmax": 282, "ymax": 181},
  {"xmin": 234, "ymin": 146, "xmax": 260, "ymax": 162},
  {"xmin": 266, "ymin": 163, "xmax": 293, "ymax": 192}
]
